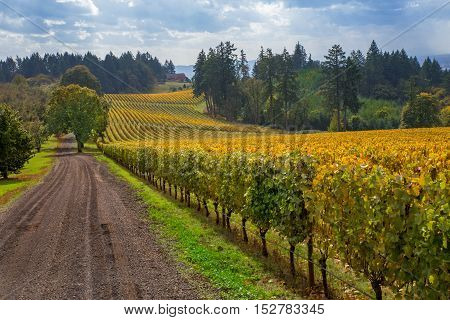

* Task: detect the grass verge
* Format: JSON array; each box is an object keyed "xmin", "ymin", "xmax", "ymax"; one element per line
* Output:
[
  {"xmin": 90, "ymin": 146, "xmax": 302, "ymax": 299},
  {"xmin": 0, "ymin": 137, "xmax": 59, "ymax": 208}
]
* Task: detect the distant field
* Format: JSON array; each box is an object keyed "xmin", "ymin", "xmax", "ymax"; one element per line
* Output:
[
  {"xmin": 150, "ymin": 81, "xmax": 192, "ymax": 94},
  {"xmin": 103, "ymin": 89, "xmax": 267, "ymax": 142},
  {"xmin": 0, "ymin": 137, "xmax": 58, "ymax": 208}
]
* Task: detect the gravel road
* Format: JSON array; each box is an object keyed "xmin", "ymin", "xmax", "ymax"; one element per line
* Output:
[{"xmin": 0, "ymin": 136, "xmax": 198, "ymax": 299}]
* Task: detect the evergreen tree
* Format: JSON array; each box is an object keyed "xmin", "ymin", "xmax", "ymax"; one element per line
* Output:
[
  {"xmin": 238, "ymin": 50, "xmax": 250, "ymax": 80},
  {"xmin": 164, "ymin": 60, "xmax": 176, "ymax": 74},
  {"xmin": 264, "ymin": 48, "xmax": 277, "ymax": 125},
  {"xmin": 442, "ymin": 71, "xmax": 450, "ymax": 94},
  {"xmin": 292, "ymin": 42, "xmax": 307, "ymax": 71},
  {"xmin": 276, "ymin": 48, "xmax": 297, "ymax": 129},
  {"xmin": 192, "ymin": 50, "xmax": 207, "ymax": 97},
  {"xmin": 429, "ymin": 59, "xmax": 442, "ymax": 87},
  {"xmin": 241, "ymin": 78, "xmax": 265, "ymax": 124},
  {"xmin": 192, "ymin": 42, "xmax": 240, "ymax": 120},
  {"xmin": 253, "ymin": 46, "xmax": 265, "ymax": 79},
  {"xmin": 364, "ymin": 40, "xmax": 384, "ymax": 96},
  {"xmin": 323, "ymin": 44, "xmax": 346, "ymax": 131},
  {"xmin": 343, "ymin": 57, "xmax": 361, "ymax": 130}
]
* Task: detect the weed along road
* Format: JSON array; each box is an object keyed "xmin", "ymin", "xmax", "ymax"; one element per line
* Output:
[{"xmin": 0, "ymin": 135, "xmax": 197, "ymax": 299}]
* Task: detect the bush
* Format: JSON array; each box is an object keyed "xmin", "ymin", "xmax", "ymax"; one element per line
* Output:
[
  {"xmin": 440, "ymin": 106, "xmax": 450, "ymax": 126},
  {"xmin": 401, "ymin": 92, "xmax": 441, "ymax": 128},
  {"xmin": 357, "ymin": 98, "xmax": 401, "ymax": 130},
  {"xmin": 350, "ymin": 115, "xmax": 362, "ymax": 130},
  {"xmin": 0, "ymin": 104, "xmax": 33, "ymax": 179}
]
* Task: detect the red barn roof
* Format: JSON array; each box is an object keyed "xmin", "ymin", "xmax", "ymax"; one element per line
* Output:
[{"xmin": 166, "ymin": 73, "xmax": 187, "ymax": 82}]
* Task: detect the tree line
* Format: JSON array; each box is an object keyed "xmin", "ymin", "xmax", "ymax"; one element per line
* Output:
[
  {"xmin": 193, "ymin": 40, "xmax": 450, "ymax": 131},
  {"xmin": 0, "ymin": 51, "xmax": 173, "ymax": 93}
]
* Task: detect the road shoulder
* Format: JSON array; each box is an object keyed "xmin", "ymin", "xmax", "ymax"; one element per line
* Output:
[{"xmin": 0, "ymin": 137, "xmax": 59, "ymax": 210}]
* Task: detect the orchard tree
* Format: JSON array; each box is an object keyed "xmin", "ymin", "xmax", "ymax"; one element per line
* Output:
[
  {"xmin": 0, "ymin": 104, "xmax": 33, "ymax": 179},
  {"xmin": 61, "ymin": 65, "xmax": 102, "ymax": 94},
  {"xmin": 24, "ymin": 120, "xmax": 47, "ymax": 152},
  {"xmin": 46, "ymin": 84, "xmax": 108, "ymax": 152}
]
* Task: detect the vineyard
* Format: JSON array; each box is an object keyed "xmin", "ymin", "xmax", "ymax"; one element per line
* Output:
[{"xmin": 101, "ymin": 90, "xmax": 449, "ymax": 300}]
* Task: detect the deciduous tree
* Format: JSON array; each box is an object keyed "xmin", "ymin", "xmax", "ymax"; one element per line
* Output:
[
  {"xmin": 61, "ymin": 65, "xmax": 102, "ymax": 94},
  {"xmin": 0, "ymin": 104, "xmax": 33, "ymax": 179},
  {"xmin": 46, "ymin": 84, "xmax": 108, "ymax": 152}
]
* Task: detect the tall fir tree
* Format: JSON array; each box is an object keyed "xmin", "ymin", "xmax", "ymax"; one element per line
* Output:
[
  {"xmin": 238, "ymin": 49, "xmax": 250, "ymax": 80},
  {"xmin": 292, "ymin": 42, "xmax": 307, "ymax": 71},
  {"xmin": 343, "ymin": 57, "xmax": 361, "ymax": 130},
  {"xmin": 364, "ymin": 40, "xmax": 384, "ymax": 97},
  {"xmin": 276, "ymin": 48, "xmax": 298, "ymax": 129},
  {"xmin": 323, "ymin": 44, "xmax": 346, "ymax": 131}
]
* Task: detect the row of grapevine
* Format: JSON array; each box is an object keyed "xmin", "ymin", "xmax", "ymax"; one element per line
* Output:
[
  {"xmin": 104, "ymin": 89, "xmax": 268, "ymax": 143},
  {"xmin": 100, "ymin": 142, "xmax": 449, "ymax": 299}
]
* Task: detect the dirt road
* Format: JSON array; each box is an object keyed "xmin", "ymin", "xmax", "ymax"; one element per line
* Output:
[{"xmin": 0, "ymin": 136, "xmax": 198, "ymax": 299}]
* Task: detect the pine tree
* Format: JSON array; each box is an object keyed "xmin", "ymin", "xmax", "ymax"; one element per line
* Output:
[
  {"xmin": 164, "ymin": 60, "xmax": 176, "ymax": 74},
  {"xmin": 276, "ymin": 48, "xmax": 298, "ymax": 129},
  {"xmin": 193, "ymin": 50, "xmax": 206, "ymax": 97},
  {"xmin": 343, "ymin": 57, "xmax": 361, "ymax": 130},
  {"xmin": 238, "ymin": 49, "xmax": 250, "ymax": 80},
  {"xmin": 264, "ymin": 49, "xmax": 277, "ymax": 125},
  {"xmin": 364, "ymin": 40, "xmax": 384, "ymax": 96},
  {"xmin": 253, "ymin": 46, "xmax": 265, "ymax": 79},
  {"xmin": 292, "ymin": 42, "xmax": 307, "ymax": 71},
  {"xmin": 323, "ymin": 44, "xmax": 346, "ymax": 131}
]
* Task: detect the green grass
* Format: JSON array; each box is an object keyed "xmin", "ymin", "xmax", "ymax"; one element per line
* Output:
[
  {"xmin": 91, "ymin": 148, "xmax": 302, "ymax": 299},
  {"xmin": 151, "ymin": 81, "xmax": 192, "ymax": 93},
  {"xmin": 0, "ymin": 137, "xmax": 58, "ymax": 207}
]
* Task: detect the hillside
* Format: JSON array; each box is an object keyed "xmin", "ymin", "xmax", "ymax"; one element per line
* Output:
[{"xmin": 104, "ymin": 89, "xmax": 271, "ymax": 143}]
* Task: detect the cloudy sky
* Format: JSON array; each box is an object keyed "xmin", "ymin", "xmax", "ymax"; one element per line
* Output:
[{"xmin": 0, "ymin": 0, "xmax": 449, "ymax": 65}]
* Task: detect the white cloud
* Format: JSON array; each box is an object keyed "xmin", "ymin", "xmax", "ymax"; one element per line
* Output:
[
  {"xmin": 0, "ymin": 12, "xmax": 25, "ymax": 28},
  {"xmin": 77, "ymin": 30, "xmax": 90, "ymax": 40},
  {"xmin": 44, "ymin": 19, "xmax": 66, "ymax": 27},
  {"xmin": 74, "ymin": 20, "xmax": 94, "ymax": 28},
  {"xmin": 56, "ymin": 0, "xmax": 99, "ymax": 16},
  {"xmin": 253, "ymin": 2, "xmax": 290, "ymax": 27},
  {"xmin": 114, "ymin": 0, "xmax": 135, "ymax": 8}
]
